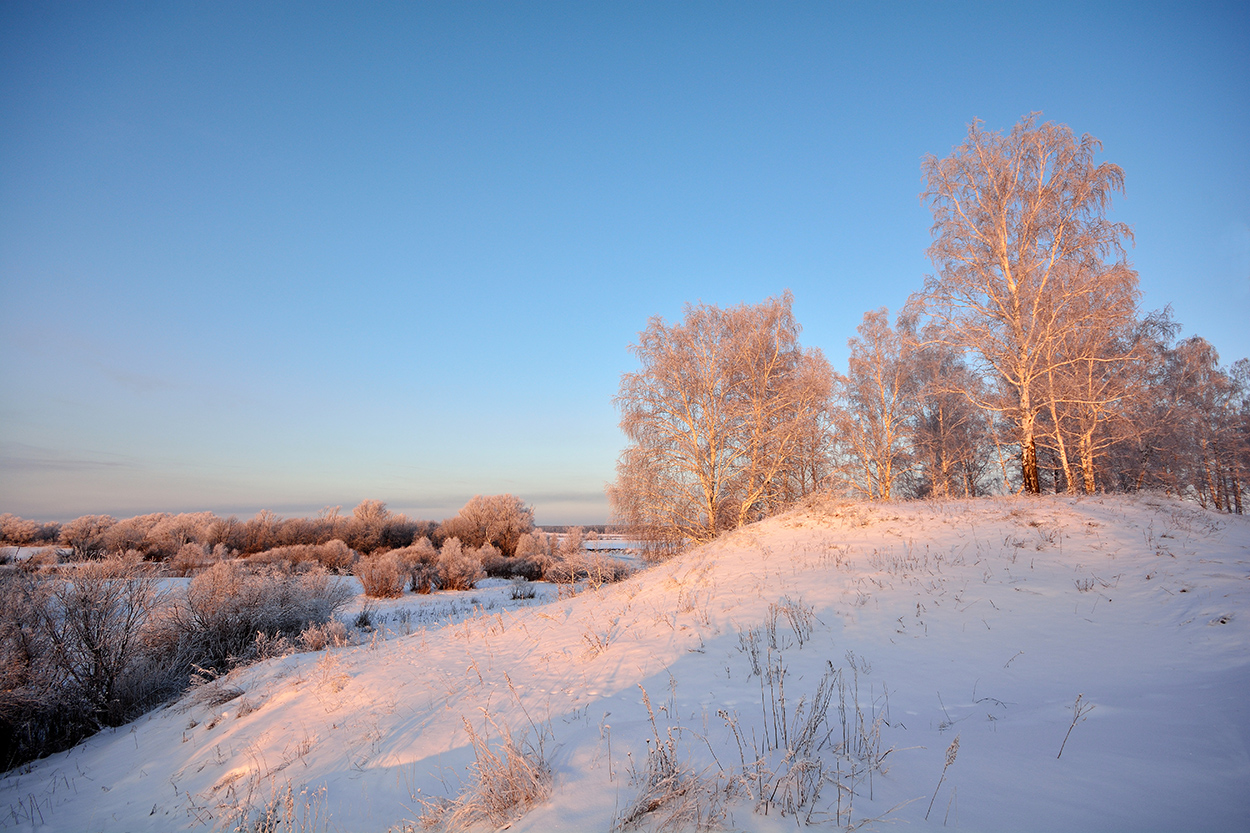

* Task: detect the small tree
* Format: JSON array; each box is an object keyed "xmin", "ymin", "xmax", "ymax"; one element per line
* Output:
[
  {"xmin": 339, "ymin": 500, "xmax": 386, "ymax": 554},
  {"xmin": 148, "ymin": 512, "xmax": 218, "ymax": 560},
  {"xmin": 59, "ymin": 515, "xmax": 117, "ymax": 561},
  {"xmin": 393, "ymin": 537, "xmax": 440, "ymax": 592},
  {"xmin": 609, "ymin": 292, "xmax": 832, "ymax": 549},
  {"xmin": 100, "ymin": 513, "xmax": 165, "ymax": 557},
  {"xmin": 830, "ymin": 309, "xmax": 916, "ymax": 500},
  {"xmin": 439, "ymin": 495, "xmax": 535, "ymax": 556},
  {"xmin": 0, "ymin": 514, "xmax": 41, "ymax": 546},
  {"xmin": 909, "ymin": 334, "xmax": 995, "ymax": 497}
]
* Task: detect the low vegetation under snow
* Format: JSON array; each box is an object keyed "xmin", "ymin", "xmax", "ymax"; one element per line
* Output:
[{"xmin": 1, "ymin": 493, "xmax": 1247, "ymax": 832}]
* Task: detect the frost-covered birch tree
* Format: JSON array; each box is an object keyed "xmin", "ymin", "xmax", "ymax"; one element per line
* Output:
[
  {"xmin": 918, "ymin": 114, "xmax": 1139, "ymax": 494},
  {"xmin": 608, "ymin": 292, "xmax": 832, "ymax": 549}
]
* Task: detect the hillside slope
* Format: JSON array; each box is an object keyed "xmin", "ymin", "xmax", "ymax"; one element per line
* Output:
[{"xmin": 2, "ymin": 494, "xmax": 1247, "ymax": 832}]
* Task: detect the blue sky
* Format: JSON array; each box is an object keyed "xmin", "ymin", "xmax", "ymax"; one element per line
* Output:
[{"xmin": 2, "ymin": 1, "xmax": 1247, "ymax": 525}]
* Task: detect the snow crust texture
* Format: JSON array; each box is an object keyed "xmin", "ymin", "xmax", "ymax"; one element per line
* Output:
[{"xmin": 1, "ymin": 494, "xmax": 1247, "ymax": 832}]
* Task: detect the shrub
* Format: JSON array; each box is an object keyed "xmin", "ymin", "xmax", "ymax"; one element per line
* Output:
[
  {"xmin": 316, "ymin": 539, "xmax": 355, "ymax": 573},
  {"xmin": 0, "ymin": 514, "xmax": 41, "ymax": 546},
  {"xmin": 169, "ymin": 542, "xmax": 217, "ymax": 576},
  {"xmin": 148, "ymin": 512, "xmax": 218, "ymax": 560},
  {"xmin": 245, "ymin": 540, "xmax": 355, "ymax": 573},
  {"xmin": 438, "ymin": 538, "xmax": 483, "ymax": 591},
  {"xmin": 1, "ymin": 572, "xmax": 61, "ymax": 768},
  {"xmin": 357, "ymin": 552, "xmax": 405, "ymax": 598},
  {"xmin": 393, "ymin": 537, "xmax": 440, "ymax": 593},
  {"xmin": 509, "ymin": 578, "xmax": 537, "ymax": 600},
  {"xmin": 410, "ymin": 567, "xmax": 439, "ymax": 594},
  {"xmin": 101, "ymin": 513, "xmax": 167, "ymax": 558},
  {"xmin": 543, "ymin": 556, "xmax": 579, "ymax": 584},
  {"xmin": 543, "ymin": 551, "xmax": 633, "ymax": 586},
  {"xmin": 560, "ymin": 526, "xmax": 585, "ymax": 557},
  {"xmin": 344, "ymin": 499, "xmax": 390, "ymax": 554},
  {"xmin": 157, "ymin": 561, "xmax": 352, "ymax": 672},
  {"xmin": 0, "ymin": 557, "xmax": 167, "ymax": 770},
  {"xmin": 238, "ymin": 509, "xmax": 283, "ymax": 554},
  {"xmin": 246, "ymin": 543, "xmax": 318, "ymax": 568},
  {"xmin": 2, "ymin": 549, "xmax": 351, "ymax": 773},
  {"xmin": 480, "ymin": 544, "xmax": 545, "ymax": 581},
  {"xmin": 513, "ymin": 532, "xmax": 540, "ymax": 559},
  {"xmin": 354, "ymin": 603, "xmax": 377, "ymax": 631},
  {"xmin": 17, "ymin": 548, "xmax": 59, "ymax": 572},
  {"xmin": 477, "ymin": 543, "xmax": 506, "ymax": 576},
  {"xmin": 392, "ymin": 536, "xmax": 437, "ymax": 567},
  {"xmin": 510, "ymin": 533, "xmax": 552, "ymax": 581},
  {"xmin": 583, "ymin": 553, "xmax": 635, "ymax": 586}
]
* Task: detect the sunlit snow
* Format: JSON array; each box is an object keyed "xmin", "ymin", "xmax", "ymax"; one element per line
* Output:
[{"xmin": 1, "ymin": 493, "xmax": 1246, "ymax": 832}]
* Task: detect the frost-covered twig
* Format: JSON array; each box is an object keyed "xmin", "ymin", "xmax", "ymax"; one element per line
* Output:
[{"xmin": 1057, "ymin": 693, "xmax": 1094, "ymax": 759}]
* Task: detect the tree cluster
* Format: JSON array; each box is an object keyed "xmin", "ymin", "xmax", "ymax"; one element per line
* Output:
[
  {"xmin": 827, "ymin": 305, "xmax": 1247, "ymax": 510},
  {"xmin": 609, "ymin": 115, "xmax": 1248, "ymax": 549}
]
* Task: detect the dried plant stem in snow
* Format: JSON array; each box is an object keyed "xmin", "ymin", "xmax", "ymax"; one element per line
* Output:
[
  {"xmin": 926, "ymin": 734, "xmax": 959, "ymax": 820},
  {"xmin": 1057, "ymin": 693, "xmax": 1095, "ymax": 759}
]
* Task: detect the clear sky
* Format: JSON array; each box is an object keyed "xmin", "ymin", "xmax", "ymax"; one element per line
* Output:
[{"xmin": 2, "ymin": 1, "xmax": 1247, "ymax": 525}]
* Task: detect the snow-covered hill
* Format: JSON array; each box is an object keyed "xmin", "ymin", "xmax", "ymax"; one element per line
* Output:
[{"xmin": 2, "ymin": 494, "xmax": 1247, "ymax": 832}]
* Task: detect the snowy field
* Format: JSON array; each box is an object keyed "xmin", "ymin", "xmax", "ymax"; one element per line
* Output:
[{"xmin": 1, "ymin": 493, "xmax": 1247, "ymax": 832}]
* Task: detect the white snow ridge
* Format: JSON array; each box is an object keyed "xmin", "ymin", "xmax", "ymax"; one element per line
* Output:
[{"xmin": 2, "ymin": 493, "xmax": 1247, "ymax": 832}]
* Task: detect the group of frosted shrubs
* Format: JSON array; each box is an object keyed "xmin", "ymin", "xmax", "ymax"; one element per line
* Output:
[
  {"xmin": 0, "ymin": 497, "xmax": 630, "ymax": 772},
  {"xmin": 0, "ymin": 557, "xmax": 353, "ymax": 772},
  {"xmin": 353, "ymin": 528, "xmax": 629, "ymax": 598}
]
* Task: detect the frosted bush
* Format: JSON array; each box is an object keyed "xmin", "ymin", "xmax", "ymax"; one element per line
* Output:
[
  {"xmin": 496, "ymin": 534, "xmax": 549, "ymax": 580},
  {"xmin": 1, "ymin": 557, "xmax": 166, "ymax": 769},
  {"xmin": 17, "ymin": 548, "xmax": 59, "ymax": 571},
  {"xmin": 246, "ymin": 543, "xmax": 317, "ymax": 568},
  {"xmin": 58, "ymin": 514, "xmax": 116, "ymax": 560},
  {"xmin": 477, "ymin": 542, "xmax": 509, "ymax": 576},
  {"xmin": 514, "ymin": 532, "xmax": 539, "ymax": 559},
  {"xmin": 438, "ymin": 538, "xmax": 484, "ymax": 591},
  {"xmin": 170, "ymin": 542, "xmax": 215, "ymax": 576},
  {"xmin": 160, "ymin": 561, "xmax": 352, "ymax": 671},
  {"xmin": 357, "ymin": 552, "xmax": 405, "ymax": 598},
  {"xmin": 392, "ymin": 537, "xmax": 440, "ymax": 593},
  {"xmin": 316, "ymin": 539, "xmax": 355, "ymax": 572},
  {"xmin": 438, "ymin": 494, "xmax": 535, "ymax": 556}
]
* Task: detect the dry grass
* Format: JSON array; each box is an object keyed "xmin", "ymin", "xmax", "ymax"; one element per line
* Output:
[
  {"xmin": 614, "ymin": 686, "xmax": 734, "ymax": 833},
  {"xmin": 417, "ymin": 715, "xmax": 552, "ymax": 832},
  {"xmin": 298, "ymin": 619, "xmax": 349, "ymax": 651}
]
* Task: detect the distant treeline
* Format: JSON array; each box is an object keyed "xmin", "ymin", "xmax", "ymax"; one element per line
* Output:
[
  {"xmin": 0, "ymin": 502, "xmax": 429, "ymax": 558},
  {"xmin": 0, "ymin": 496, "xmax": 617, "ymax": 559},
  {"xmin": 538, "ymin": 524, "xmax": 618, "ymax": 535}
]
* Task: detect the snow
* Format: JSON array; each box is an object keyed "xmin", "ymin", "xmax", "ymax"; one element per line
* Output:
[{"xmin": 2, "ymin": 493, "xmax": 1247, "ymax": 832}]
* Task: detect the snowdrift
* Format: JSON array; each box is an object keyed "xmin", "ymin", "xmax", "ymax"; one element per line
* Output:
[{"xmin": 2, "ymin": 493, "xmax": 1247, "ymax": 832}]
